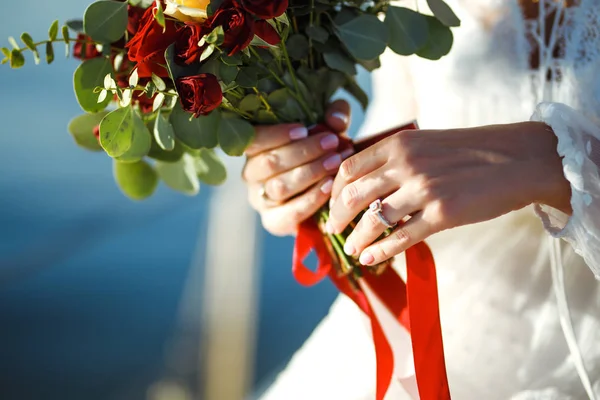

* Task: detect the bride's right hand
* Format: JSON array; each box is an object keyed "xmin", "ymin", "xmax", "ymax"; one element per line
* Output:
[{"xmin": 243, "ymin": 100, "xmax": 352, "ymax": 236}]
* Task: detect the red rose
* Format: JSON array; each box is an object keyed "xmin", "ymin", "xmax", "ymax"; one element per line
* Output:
[
  {"xmin": 240, "ymin": 0, "xmax": 287, "ymax": 19},
  {"xmin": 73, "ymin": 34, "xmax": 102, "ymax": 60},
  {"xmin": 176, "ymin": 74, "xmax": 222, "ymax": 117},
  {"xmin": 209, "ymin": 0, "xmax": 255, "ymax": 55},
  {"xmin": 255, "ymin": 20, "xmax": 281, "ymax": 46},
  {"xmin": 127, "ymin": 5, "xmax": 147, "ymax": 35},
  {"xmin": 175, "ymin": 23, "xmax": 209, "ymax": 65},
  {"xmin": 126, "ymin": 5, "xmax": 180, "ymax": 78}
]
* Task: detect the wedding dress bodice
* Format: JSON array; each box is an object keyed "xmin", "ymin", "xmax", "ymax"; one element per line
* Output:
[{"xmin": 259, "ymin": 1, "xmax": 600, "ymax": 399}]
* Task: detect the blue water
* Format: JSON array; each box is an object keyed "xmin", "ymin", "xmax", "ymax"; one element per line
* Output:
[{"xmin": 0, "ymin": 3, "xmax": 370, "ymax": 399}]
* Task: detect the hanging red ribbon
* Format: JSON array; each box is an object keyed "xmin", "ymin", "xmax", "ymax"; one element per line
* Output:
[{"xmin": 292, "ymin": 123, "xmax": 451, "ymax": 400}]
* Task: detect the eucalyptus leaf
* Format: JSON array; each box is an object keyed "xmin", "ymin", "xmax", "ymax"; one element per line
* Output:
[
  {"xmin": 156, "ymin": 154, "xmax": 200, "ymax": 196},
  {"xmin": 195, "ymin": 149, "xmax": 227, "ymax": 186},
  {"xmin": 10, "ymin": 50, "xmax": 25, "ymax": 69},
  {"xmin": 48, "ymin": 20, "xmax": 59, "ymax": 41},
  {"xmin": 323, "ymin": 51, "xmax": 356, "ymax": 75},
  {"xmin": 344, "ymin": 78, "xmax": 369, "ymax": 111},
  {"xmin": 67, "ymin": 112, "xmax": 108, "ymax": 151},
  {"xmin": 336, "ymin": 14, "xmax": 388, "ymax": 60},
  {"xmin": 46, "ymin": 42, "xmax": 55, "ymax": 64},
  {"xmin": 236, "ymin": 67, "xmax": 259, "ymax": 88},
  {"xmin": 98, "ymin": 106, "xmax": 134, "ymax": 158},
  {"xmin": 170, "ymin": 102, "xmax": 220, "ymax": 149},
  {"xmin": 114, "ymin": 160, "xmax": 158, "ymax": 200},
  {"xmin": 239, "ymin": 94, "xmax": 262, "ymax": 112},
  {"xmin": 427, "ymin": 0, "xmax": 461, "ymax": 27},
  {"xmin": 306, "ymin": 25, "xmax": 329, "ymax": 43},
  {"xmin": 218, "ymin": 114, "xmax": 255, "ymax": 156},
  {"xmin": 154, "ymin": 112, "xmax": 176, "ymax": 151},
  {"xmin": 416, "ymin": 16, "xmax": 454, "ymax": 60},
  {"xmin": 148, "ymin": 139, "xmax": 184, "ymax": 162},
  {"xmin": 83, "ymin": 0, "xmax": 128, "ymax": 44},
  {"xmin": 385, "ymin": 6, "xmax": 429, "ymax": 55},
  {"xmin": 286, "ymin": 34, "xmax": 309, "ymax": 60},
  {"xmin": 20, "ymin": 33, "xmax": 36, "ymax": 51},
  {"xmin": 66, "ymin": 19, "xmax": 84, "ymax": 32},
  {"xmin": 73, "ymin": 57, "xmax": 113, "ymax": 113},
  {"xmin": 114, "ymin": 110, "xmax": 152, "ymax": 163}
]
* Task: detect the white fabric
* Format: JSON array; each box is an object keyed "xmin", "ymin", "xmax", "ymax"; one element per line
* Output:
[{"xmin": 259, "ymin": 0, "xmax": 600, "ymax": 399}]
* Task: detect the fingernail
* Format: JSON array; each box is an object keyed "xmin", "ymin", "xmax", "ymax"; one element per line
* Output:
[
  {"xmin": 323, "ymin": 154, "xmax": 342, "ymax": 171},
  {"xmin": 321, "ymin": 134, "xmax": 339, "ymax": 151},
  {"xmin": 344, "ymin": 242, "xmax": 355, "ymax": 256},
  {"xmin": 332, "ymin": 112, "xmax": 349, "ymax": 125},
  {"xmin": 325, "ymin": 220, "xmax": 334, "ymax": 234},
  {"xmin": 359, "ymin": 252, "xmax": 375, "ymax": 266},
  {"xmin": 320, "ymin": 179, "xmax": 333, "ymax": 194},
  {"xmin": 289, "ymin": 126, "xmax": 308, "ymax": 140},
  {"xmin": 329, "ymin": 197, "xmax": 334, "ymax": 208},
  {"xmin": 340, "ymin": 148, "xmax": 354, "ymax": 160}
]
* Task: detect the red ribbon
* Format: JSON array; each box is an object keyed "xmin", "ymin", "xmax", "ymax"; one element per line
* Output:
[{"xmin": 292, "ymin": 123, "xmax": 451, "ymax": 400}]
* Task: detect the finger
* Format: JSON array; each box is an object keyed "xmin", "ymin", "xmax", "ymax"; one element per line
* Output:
[
  {"xmin": 243, "ymin": 131, "xmax": 340, "ymax": 183},
  {"xmin": 330, "ymin": 142, "xmax": 388, "ymax": 203},
  {"xmin": 260, "ymin": 177, "xmax": 334, "ymax": 237},
  {"xmin": 325, "ymin": 100, "xmax": 351, "ymax": 134},
  {"xmin": 358, "ymin": 212, "xmax": 433, "ymax": 266},
  {"xmin": 342, "ymin": 188, "xmax": 423, "ymax": 257},
  {"xmin": 263, "ymin": 152, "xmax": 342, "ymax": 202},
  {"xmin": 327, "ymin": 167, "xmax": 398, "ymax": 234},
  {"xmin": 245, "ymin": 123, "xmax": 308, "ymax": 157}
]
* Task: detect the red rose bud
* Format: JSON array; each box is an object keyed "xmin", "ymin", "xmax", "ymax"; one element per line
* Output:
[
  {"xmin": 93, "ymin": 125, "xmax": 100, "ymax": 140},
  {"xmin": 255, "ymin": 20, "xmax": 281, "ymax": 46},
  {"xmin": 126, "ymin": 5, "xmax": 180, "ymax": 78},
  {"xmin": 240, "ymin": 0, "xmax": 287, "ymax": 19},
  {"xmin": 73, "ymin": 34, "xmax": 102, "ymax": 60},
  {"xmin": 127, "ymin": 5, "xmax": 147, "ymax": 35},
  {"xmin": 176, "ymin": 74, "xmax": 223, "ymax": 117},
  {"xmin": 209, "ymin": 0, "xmax": 255, "ymax": 55},
  {"xmin": 175, "ymin": 23, "xmax": 209, "ymax": 65}
]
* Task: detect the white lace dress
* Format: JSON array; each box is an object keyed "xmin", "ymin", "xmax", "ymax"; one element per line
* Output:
[{"xmin": 259, "ymin": 1, "xmax": 600, "ymax": 399}]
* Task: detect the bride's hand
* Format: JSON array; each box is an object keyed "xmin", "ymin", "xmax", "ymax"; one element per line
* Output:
[
  {"xmin": 244, "ymin": 100, "xmax": 353, "ymax": 236},
  {"xmin": 326, "ymin": 122, "xmax": 571, "ymax": 265}
]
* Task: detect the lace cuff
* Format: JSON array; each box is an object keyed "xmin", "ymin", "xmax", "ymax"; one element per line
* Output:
[{"xmin": 531, "ymin": 102, "xmax": 600, "ymax": 279}]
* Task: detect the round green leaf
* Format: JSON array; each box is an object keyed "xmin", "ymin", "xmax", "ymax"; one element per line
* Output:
[
  {"xmin": 427, "ymin": 0, "xmax": 461, "ymax": 27},
  {"xmin": 68, "ymin": 112, "xmax": 108, "ymax": 151},
  {"xmin": 323, "ymin": 51, "xmax": 357, "ymax": 75},
  {"xmin": 115, "ymin": 110, "xmax": 152, "ymax": 163},
  {"xmin": 73, "ymin": 57, "xmax": 113, "ymax": 113},
  {"xmin": 148, "ymin": 139, "xmax": 184, "ymax": 162},
  {"xmin": 336, "ymin": 14, "xmax": 388, "ymax": 61},
  {"xmin": 156, "ymin": 154, "xmax": 200, "ymax": 196},
  {"xmin": 99, "ymin": 107, "xmax": 134, "ymax": 157},
  {"xmin": 385, "ymin": 6, "xmax": 429, "ymax": 56},
  {"xmin": 306, "ymin": 25, "xmax": 329, "ymax": 43},
  {"xmin": 84, "ymin": 1, "xmax": 128, "ymax": 44},
  {"xmin": 286, "ymin": 34, "xmax": 309, "ymax": 60},
  {"xmin": 218, "ymin": 115, "xmax": 255, "ymax": 156},
  {"xmin": 416, "ymin": 16, "xmax": 454, "ymax": 60},
  {"xmin": 114, "ymin": 160, "xmax": 158, "ymax": 200},
  {"xmin": 154, "ymin": 112, "xmax": 176, "ymax": 151},
  {"xmin": 195, "ymin": 149, "xmax": 227, "ymax": 186},
  {"xmin": 239, "ymin": 95, "xmax": 262, "ymax": 112},
  {"xmin": 170, "ymin": 103, "xmax": 221, "ymax": 149}
]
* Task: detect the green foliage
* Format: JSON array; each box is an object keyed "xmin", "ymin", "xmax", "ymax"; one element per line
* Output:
[
  {"xmin": 196, "ymin": 149, "xmax": 227, "ymax": 186},
  {"xmin": 218, "ymin": 114, "xmax": 255, "ymax": 156},
  {"xmin": 48, "ymin": 20, "xmax": 59, "ymax": 41},
  {"xmin": 170, "ymin": 103, "xmax": 220, "ymax": 149},
  {"xmin": 114, "ymin": 160, "xmax": 158, "ymax": 200},
  {"xmin": 427, "ymin": 0, "xmax": 461, "ymax": 27},
  {"xmin": 335, "ymin": 14, "xmax": 388, "ymax": 61},
  {"xmin": 83, "ymin": 1, "xmax": 128, "ymax": 44},
  {"xmin": 416, "ymin": 16, "xmax": 454, "ymax": 60},
  {"xmin": 153, "ymin": 112, "xmax": 176, "ymax": 151},
  {"xmin": 323, "ymin": 50, "xmax": 356, "ymax": 75},
  {"xmin": 385, "ymin": 7, "xmax": 429, "ymax": 55},
  {"xmin": 10, "ymin": 49, "xmax": 24, "ymax": 69},
  {"xmin": 99, "ymin": 106, "xmax": 151, "ymax": 162},
  {"xmin": 73, "ymin": 57, "xmax": 113, "ymax": 113},
  {"xmin": 156, "ymin": 154, "xmax": 200, "ymax": 195},
  {"xmin": 62, "ymin": 26, "xmax": 70, "ymax": 57},
  {"xmin": 46, "ymin": 42, "xmax": 55, "ymax": 64},
  {"xmin": 67, "ymin": 112, "xmax": 108, "ymax": 151}
]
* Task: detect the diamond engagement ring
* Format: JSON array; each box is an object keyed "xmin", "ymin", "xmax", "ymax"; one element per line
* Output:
[{"xmin": 368, "ymin": 199, "xmax": 396, "ymax": 229}]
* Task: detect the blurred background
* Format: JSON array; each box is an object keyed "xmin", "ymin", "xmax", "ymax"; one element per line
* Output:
[{"xmin": 0, "ymin": 2, "xmax": 370, "ymax": 399}]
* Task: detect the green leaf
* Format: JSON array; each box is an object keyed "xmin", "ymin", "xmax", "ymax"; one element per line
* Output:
[
  {"xmin": 286, "ymin": 34, "xmax": 309, "ymax": 60},
  {"xmin": 1, "ymin": 47, "xmax": 10, "ymax": 58},
  {"xmin": 255, "ymin": 110, "xmax": 278, "ymax": 124},
  {"xmin": 236, "ymin": 67, "xmax": 259, "ymax": 88},
  {"xmin": 8, "ymin": 37, "xmax": 19, "ymax": 49},
  {"xmin": 148, "ymin": 139, "xmax": 184, "ymax": 162},
  {"xmin": 62, "ymin": 25, "xmax": 70, "ymax": 57},
  {"xmin": 154, "ymin": 1, "xmax": 166, "ymax": 30},
  {"xmin": 416, "ymin": 16, "xmax": 454, "ymax": 60},
  {"xmin": 306, "ymin": 25, "xmax": 329, "ymax": 43},
  {"xmin": 218, "ymin": 114, "xmax": 255, "ymax": 156},
  {"xmin": 99, "ymin": 106, "xmax": 149, "ymax": 159},
  {"xmin": 154, "ymin": 111, "xmax": 176, "ymax": 151},
  {"xmin": 336, "ymin": 14, "xmax": 388, "ymax": 61},
  {"xmin": 156, "ymin": 154, "xmax": 200, "ymax": 196},
  {"xmin": 48, "ymin": 20, "xmax": 59, "ymax": 41},
  {"xmin": 221, "ymin": 54, "xmax": 243, "ymax": 66},
  {"xmin": 20, "ymin": 33, "xmax": 36, "ymax": 51},
  {"xmin": 151, "ymin": 73, "xmax": 166, "ymax": 91},
  {"xmin": 385, "ymin": 7, "xmax": 429, "ymax": 56},
  {"xmin": 206, "ymin": 25, "xmax": 225, "ymax": 46},
  {"xmin": 66, "ymin": 19, "xmax": 84, "ymax": 33},
  {"xmin": 114, "ymin": 160, "xmax": 158, "ymax": 200},
  {"xmin": 170, "ymin": 102, "xmax": 220, "ymax": 149},
  {"xmin": 323, "ymin": 51, "xmax": 356, "ymax": 75},
  {"xmin": 344, "ymin": 78, "xmax": 369, "ymax": 111},
  {"xmin": 73, "ymin": 57, "xmax": 113, "ymax": 113},
  {"xmin": 219, "ymin": 63, "xmax": 238, "ymax": 84},
  {"xmin": 195, "ymin": 149, "xmax": 227, "ymax": 186},
  {"xmin": 239, "ymin": 94, "xmax": 262, "ymax": 112},
  {"xmin": 68, "ymin": 112, "xmax": 108, "ymax": 151},
  {"xmin": 83, "ymin": 0, "xmax": 128, "ymax": 44},
  {"xmin": 115, "ymin": 110, "xmax": 152, "ymax": 162},
  {"xmin": 10, "ymin": 50, "xmax": 24, "ymax": 69},
  {"xmin": 427, "ymin": 0, "xmax": 461, "ymax": 27},
  {"xmin": 46, "ymin": 42, "xmax": 55, "ymax": 64}
]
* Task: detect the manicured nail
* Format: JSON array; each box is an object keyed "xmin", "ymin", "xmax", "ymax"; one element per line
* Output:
[
  {"xmin": 340, "ymin": 148, "xmax": 354, "ymax": 160},
  {"xmin": 344, "ymin": 242, "xmax": 355, "ymax": 256},
  {"xmin": 323, "ymin": 154, "xmax": 342, "ymax": 171},
  {"xmin": 359, "ymin": 252, "xmax": 375, "ymax": 266},
  {"xmin": 325, "ymin": 220, "xmax": 334, "ymax": 234},
  {"xmin": 320, "ymin": 179, "xmax": 333, "ymax": 194},
  {"xmin": 321, "ymin": 134, "xmax": 339, "ymax": 151},
  {"xmin": 332, "ymin": 112, "xmax": 349, "ymax": 125},
  {"xmin": 289, "ymin": 126, "xmax": 308, "ymax": 140}
]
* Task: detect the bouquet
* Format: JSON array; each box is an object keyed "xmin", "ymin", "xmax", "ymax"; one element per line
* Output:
[{"xmin": 3, "ymin": 0, "xmax": 459, "ymax": 398}]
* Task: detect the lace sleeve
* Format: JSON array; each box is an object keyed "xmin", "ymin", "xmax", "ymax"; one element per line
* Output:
[{"xmin": 531, "ymin": 102, "xmax": 600, "ymax": 278}]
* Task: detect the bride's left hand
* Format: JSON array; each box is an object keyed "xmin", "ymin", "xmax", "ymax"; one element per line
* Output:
[{"xmin": 326, "ymin": 122, "xmax": 572, "ymax": 266}]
